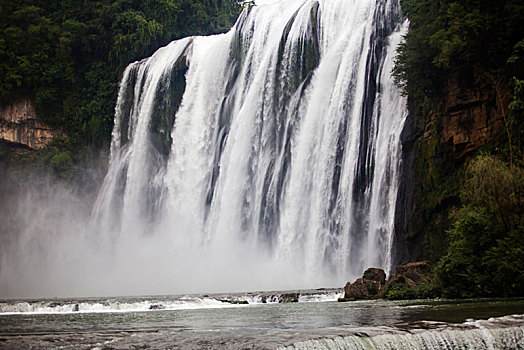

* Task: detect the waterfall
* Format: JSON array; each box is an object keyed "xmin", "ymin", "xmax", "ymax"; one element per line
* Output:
[
  {"xmin": 91, "ymin": 0, "xmax": 409, "ymax": 291},
  {"xmin": 0, "ymin": 0, "xmax": 410, "ymax": 298}
]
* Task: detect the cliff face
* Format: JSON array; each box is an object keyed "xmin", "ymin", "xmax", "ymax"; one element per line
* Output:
[
  {"xmin": 441, "ymin": 76, "xmax": 506, "ymax": 161},
  {"xmin": 396, "ymin": 77, "xmax": 507, "ymax": 264},
  {"xmin": 0, "ymin": 99, "xmax": 62, "ymax": 149}
]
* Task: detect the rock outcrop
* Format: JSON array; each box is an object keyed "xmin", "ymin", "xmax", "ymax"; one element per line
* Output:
[
  {"xmin": 341, "ymin": 268, "xmax": 387, "ymax": 300},
  {"xmin": 339, "ymin": 262, "xmax": 435, "ymax": 301},
  {"xmin": 399, "ymin": 75, "xmax": 510, "ymax": 264},
  {"xmin": 380, "ymin": 261, "xmax": 435, "ymax": 299},
  {"xmin": 440, "ymin": 76, "xmax": 506, "ymax": 161},
  {"xmin": 0, "ymin": 99, "xmax": 62, "ymax": 149},
  {"xmin": 394, "ymin": 261, "xmax": 433, "ymax": 285}
]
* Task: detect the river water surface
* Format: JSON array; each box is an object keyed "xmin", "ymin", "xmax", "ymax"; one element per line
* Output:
[{"xmin": 1, "ymin": 292, "xmax": 523, "ymax": 349}]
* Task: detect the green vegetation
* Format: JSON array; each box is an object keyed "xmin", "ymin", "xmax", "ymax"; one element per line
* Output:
[
  {"xmin": 395, "ymin": 0, "xmax": 524, "ymax": 298},
  {"xmin": 0, "ymin": 0, "xmax": 239, "ymax": 149},
  {"xmin": 380, "ymin": 281, "xmax": 440, "ymax": 301},
  {"xmin": 436, "ymin": 155, "xmax": 523, "ymax": 298},
  {"xmin": 394, "ymin": 0, "xmax": 524, "ymax": 113}
]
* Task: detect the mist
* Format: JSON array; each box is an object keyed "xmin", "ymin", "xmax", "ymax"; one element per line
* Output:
[{"xmin": 0, "ymin": 174, "xmax": 329, "ymax": 299}]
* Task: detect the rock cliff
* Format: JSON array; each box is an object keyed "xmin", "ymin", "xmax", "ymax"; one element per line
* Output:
[
  {"xmin": 0, "ymin": 99, "xmax": 62, "ymax": 149},
  {"xmin": 440, "ymin": 76, "xmax": 506, "ymax": 161},
  {"xmin": 396, "ymin": 76, "xmax": 508, "ymax": 264}
]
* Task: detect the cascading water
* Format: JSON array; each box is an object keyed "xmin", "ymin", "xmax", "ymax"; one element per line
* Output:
[
  {"xmin": 92, "ymin": 0, "xmax": 408, "ymax": 290},
  {"xmin": 280, "ymin": 315, "xmax": 524, "ymax": 350},
  {"xmin": 0, "ymin": 0, "xmax": 409, "ymax": 298}
]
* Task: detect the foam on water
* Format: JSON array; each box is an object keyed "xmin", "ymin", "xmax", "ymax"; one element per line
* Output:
[
  {"xmin": 280, "ymin": 314, "xmax": 524, "ymax": 350},
  {"xmin": 0, "ymin": 290, "xmax": 343, "ymax": 315}
]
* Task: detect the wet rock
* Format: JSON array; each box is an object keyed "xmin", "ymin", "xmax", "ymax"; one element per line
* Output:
[
  {"xmin": 337, "ymin": 297, "xmax": 356, "ymax": 302},
  {"xmin": 280, "ymin": 293, "xmax": 299, "ymax": 303},
  {"xmin": 342, "ymin": 262, "xmax": 435, "ymax": 301},
  {"xmin": 48, "ymin": 302, "xmax": 65, "ymax": 308},
  {"xmin": 342, "ymin": 268, "xmax": 386, "ymax": 300},
  {"xmin": 343, "ymin": 279, "xmax": 381, "ymax": 300},
  {"xmin": 149, "ymin": 304, "xmax": 165, "ymax": 310},
  {"xmin": 219, "ymin": 299, "xmax": 249, "ymax": 305}
]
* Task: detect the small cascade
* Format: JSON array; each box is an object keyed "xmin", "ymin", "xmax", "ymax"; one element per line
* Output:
[{"xmin": 280, "ymin": 315, "xmax": 524, "ymax": 350}]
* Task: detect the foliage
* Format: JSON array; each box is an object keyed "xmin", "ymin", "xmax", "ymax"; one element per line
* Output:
[
  {"xmin": 397, "ymin": 0, "xmax": 524, "ymax": 268},
  {"xmin": 0, "ymin": 0, "xmax": 240, "ymax": 149},
  {"xmin": 508, "ymin": 78, "xmax": 524, "ymax": 161},
  {"xmin": 381, "ymin": 282, "xmax": 441, "ymax": 300},
  {"xmin": 380, "ymin": 275, "xmax": 441, "ymax": 300},
  {"xmin": 382, "ymin": 283, "xmax": 416, "ymax": 300},
  {"xmin": 394, "ymin": 0, "xmax": 524, "ymax": 113},
  {"xmin": 436, "ymin": 155, "xmax": 524, "ymax": 298}
]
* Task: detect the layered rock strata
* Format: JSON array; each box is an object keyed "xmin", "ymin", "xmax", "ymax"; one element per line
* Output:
[{"xmin": 0, "ymin": 99, "xmax": 61, "ymax": 149}]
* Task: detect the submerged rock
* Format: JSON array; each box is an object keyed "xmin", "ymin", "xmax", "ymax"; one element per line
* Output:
[
  {"xmin": 219, "ymin": 299, "xmax": 249, "ymax": 305},
  {"xmin": 337, "ymin": 297, "xmax": 356, "ymax": 302}
]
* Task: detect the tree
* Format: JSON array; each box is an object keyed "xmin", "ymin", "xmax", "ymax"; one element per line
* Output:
[{"xmin": 437, "ymin": 155, "xmax": 524, "ymax": 297}]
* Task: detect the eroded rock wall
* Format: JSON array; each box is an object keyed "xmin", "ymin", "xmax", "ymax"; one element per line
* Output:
[
  {"xmin": 441, "ymin": 76, "xmax": 506, "ymax": 161},
  {"xmin": 0, "ymin": 99, "xmax": 62, "ymax": 149},
  {"xmin": 397, "ymin": 76, "xmax": 508, "ymax": 264}
]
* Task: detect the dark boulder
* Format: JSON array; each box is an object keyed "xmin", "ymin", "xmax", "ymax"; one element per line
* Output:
[
  {"xmin": 341, "ymin": 263, "xmax": 435, "ymax": 300},
  {"xmin": 149, "ymin": 304, "xmax": 165, "ymax": 310},
  {"xmin": 344, "ymin": 278, "xmax": 381, "ymax": 299}
]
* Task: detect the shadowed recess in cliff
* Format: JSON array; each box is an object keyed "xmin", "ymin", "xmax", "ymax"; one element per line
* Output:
[{"xmin": 0, "ymin": 0, "xmax": 409, "ymax": 298}]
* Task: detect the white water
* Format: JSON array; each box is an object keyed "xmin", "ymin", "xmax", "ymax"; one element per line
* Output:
[
  {"xmin": 0, "ymin": 0, "xmax": 408, "ymax": 298},
  {"xmin": 0, "ymin": 291, "xmax": 343, "ymax": 315},
  {"xmin": 281, "ymin": 315, "xmax": 524, "ymax": 350}
]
